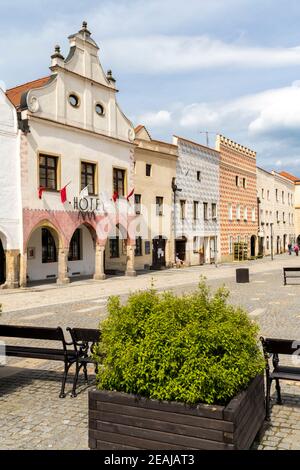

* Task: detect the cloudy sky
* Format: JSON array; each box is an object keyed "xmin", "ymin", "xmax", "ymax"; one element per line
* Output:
[{"xmin": 1, "ymin": 0, "xmax": 300, "ymax": 174}]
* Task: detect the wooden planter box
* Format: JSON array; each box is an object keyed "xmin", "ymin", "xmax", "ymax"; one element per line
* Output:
[{"xmin": 89, "ymin": 374, "xmax": 265, "ymax": 450}]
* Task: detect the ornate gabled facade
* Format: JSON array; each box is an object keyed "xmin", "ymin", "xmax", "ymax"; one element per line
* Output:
[
  {"xmin": 6, "ymin": 22, "xmax": 136, "ymax": 286},
  {"xmin": 216, "ymin": 135, "xmax": 258, "ymax": 262},
  {"xmin": 172, "ymin": 136, "xmax": 220, "ymax": 265}
]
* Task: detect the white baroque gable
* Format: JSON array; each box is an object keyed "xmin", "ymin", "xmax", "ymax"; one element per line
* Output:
[{"xmin": 21, "ymin": 22, "xmax": 133, "ymax": 143}]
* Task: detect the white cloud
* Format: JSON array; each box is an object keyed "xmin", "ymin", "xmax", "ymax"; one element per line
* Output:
[
  {"xmin": 102, "ymin": 35, "xmax": 300, "ymax": 74},
  {"xmin": 138, "ymin": 110, "xmax": 171, "ymax": 127}
]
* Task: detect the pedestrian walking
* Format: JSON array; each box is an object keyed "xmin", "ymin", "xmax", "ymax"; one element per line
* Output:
[
  {"xmin": 294, "ymin": 244, "xmax": 299, "ymax": 256},
  {"xmin": 288, "ymin": 243, "xmax": 292, "ymax": 255}
]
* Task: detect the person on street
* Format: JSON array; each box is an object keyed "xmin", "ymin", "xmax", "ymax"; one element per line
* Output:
[
  {"xmin": 294, "ymin": 244, "xmax": 299, "ymax": 256},
  {"xmin": 288, "ymin": 243, "xmax": 292, "ymax": 255}
]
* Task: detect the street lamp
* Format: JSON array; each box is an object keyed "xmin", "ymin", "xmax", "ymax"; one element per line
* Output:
[{"xmin": 172, "ymin": 177, "xmax": 182, "ymax": 264}]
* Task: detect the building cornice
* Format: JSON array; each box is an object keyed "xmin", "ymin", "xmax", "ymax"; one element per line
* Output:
[
  {"xmin": 174, "ymin": 134, "xmax": 220, "ymax": 157},
  {"xmin": 27, "ymin": 115, "xmax": 134, "ymax": 148}
]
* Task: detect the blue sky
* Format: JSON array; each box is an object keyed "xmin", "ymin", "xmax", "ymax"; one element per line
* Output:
[{"xmin": 2, "ymin": 0, "xmax": 300, "ymax": 174}]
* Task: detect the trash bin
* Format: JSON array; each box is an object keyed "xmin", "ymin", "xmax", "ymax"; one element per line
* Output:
[{"xmin": 236, "ymin": 268, "xmax": 249, "ymax": 283}]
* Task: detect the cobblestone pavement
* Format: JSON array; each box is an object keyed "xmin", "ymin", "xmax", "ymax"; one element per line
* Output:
[{"xmin": 1, "ymin": 254, "xmax": 300, "ymax": 449}]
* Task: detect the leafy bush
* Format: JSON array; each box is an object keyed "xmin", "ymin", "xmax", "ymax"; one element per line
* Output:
[{"xmin": 94, "ymin": 280, "xmax": 264, "ymax": 405}]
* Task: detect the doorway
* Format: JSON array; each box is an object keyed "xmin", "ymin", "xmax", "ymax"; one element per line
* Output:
[
  {"xmin": 152, "ymin": 236, "xmax": 166, "ymax": 269},
  {"xmin": 175, "ymin": 237, "xmax": 187, "ymax": 262},
  {"xmin": 250, "ymin": 235, "xmax": 256, "ymax": 258}
]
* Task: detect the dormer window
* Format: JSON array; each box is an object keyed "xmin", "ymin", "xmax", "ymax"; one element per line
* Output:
[
  {"xmin": 68, "ymin": 93, "xmax": 79, "ymax": 108},
  {"xmin": 95, "ymin": 103, "xmax": 105, "ymax": 116}
]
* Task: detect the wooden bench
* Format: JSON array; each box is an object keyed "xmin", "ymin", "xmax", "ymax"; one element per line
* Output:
[
  {"xmin": 260, "ymin": 336, "xmax": 300, "ymax": 419},
  {"xmin": 283, "ymin": 267, "xmax": 300, "ymax": 285},
  {"xmin": 0, "ymin": 324, "xmax": 77, "ymax": 398},
  {"xmin": 67, "ymin": 327, "xmax": 101, "ymax": 397}
]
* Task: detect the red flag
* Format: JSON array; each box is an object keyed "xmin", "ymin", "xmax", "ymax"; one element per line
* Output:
[
  {"xmin": 38, "ymin": 187, "xmax": 45, "ymax": 199},
  {"xmin": 126, "ymin": 188, "xmax": 134, "ymax": 201},
  {"xmin": 112, "ymin": 191, "xmax": 119, "ymax": 202},
  {"xmin": 60, "ymin": 181, "xmax": 71, "ymax": 203}
]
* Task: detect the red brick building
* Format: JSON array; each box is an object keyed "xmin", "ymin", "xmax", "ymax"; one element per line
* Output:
[{"xmin": 216, "ymin": 135, "xmax": 258, "ymax": 261}]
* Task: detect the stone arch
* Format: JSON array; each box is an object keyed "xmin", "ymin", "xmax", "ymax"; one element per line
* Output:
[
  {"xmin": 67, "ymin": 222, "xmax": 98, "ymax": 279},
  {"xmin": 20, "ymin": 219, "xmax": 67, "ymax": 287}
]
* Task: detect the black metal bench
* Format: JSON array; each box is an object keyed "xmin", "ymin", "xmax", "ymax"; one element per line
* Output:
[
  {"xmin": 0, "ymin": 324, "xmax": 77, "ymax": 398},
  {"xmin": 260, "ymin": 336, "xmax": 300, "ymax": 419},
  {"xmin": 283, "ymin": 267, "xmax": 300, "ymax": 285},
  {"xmin": 67, "ymin": 327, "xmax": 101, "ymax": 397}
]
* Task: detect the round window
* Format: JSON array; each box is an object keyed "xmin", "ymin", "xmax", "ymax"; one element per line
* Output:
[
  {"xmin": 69, "ymin": 94, "xmax": 79, "ymax": 108},
  {"xmin": 95, "ymin": 103, "xmax": 104, "ymax": 116}
]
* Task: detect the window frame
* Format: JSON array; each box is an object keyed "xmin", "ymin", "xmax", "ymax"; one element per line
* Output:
[
  {"xmin": 41, "ymin": 228, "xmax": 57, "ymax": 264},
  {"xmin": 80, "ymin": 160, "xmax": 98, "ymax": 196},
  {"xmin": 109, "ymin": 237, "xmax": 120, "ymax": 258},
  {"xmin": 203, "ymin": 202, "xmax": 208, "ymax": 221},
  {"xmin": 156, "ymin": 196, "xmax": 164, "ymax": 216},
  {"xmin": 113, "ymin": 167, "xmax": 126, "ymax": 197},
  {"xmin": 135, "ymin": 236, "xmax": 143, "ymax": 256},
  {"xmin": 134, "ymin": 194, "xmax": 142, "ymax": 214},
  {"xmin": 38, "ymin": 152, "xmax": 60, "ymax": 191},
  {"xmin": 180, "ymin": 199, "xmax": 186, "ymax": 220},
  {"xmin": 68, "ymin": 228, "xmax": 82, "ymax": 261},
  {"xmin": 146, "ymin": 163, "xmax": 152, "ymax": 177}
]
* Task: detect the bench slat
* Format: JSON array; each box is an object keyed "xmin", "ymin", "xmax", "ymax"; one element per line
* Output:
[{"xmin": 0, "ymin": 324, "xmax": 64, "ymax": 341}]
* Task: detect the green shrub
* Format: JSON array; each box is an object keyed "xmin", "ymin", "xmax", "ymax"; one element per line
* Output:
[{"xmin": 94, "ymin": 280, "xmax": 264, "ymax": 405}]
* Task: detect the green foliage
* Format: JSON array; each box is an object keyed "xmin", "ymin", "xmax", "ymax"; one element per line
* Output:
[{"xmin": 94, "ymin": 279, "xmax": 264, "ymax": 405}]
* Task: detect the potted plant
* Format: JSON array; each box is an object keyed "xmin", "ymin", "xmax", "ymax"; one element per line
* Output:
[{"xmin": 89, "ymin": 280, "xmax": 265, "ymax": 450}]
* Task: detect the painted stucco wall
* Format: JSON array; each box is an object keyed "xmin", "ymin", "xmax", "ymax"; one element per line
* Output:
[
  {"xmin": 173, "ymin": 136, "xmax": 220, "ymax": 265},
  {"xmin": 0, "ymin": 88, "xmax": 22, "ymax": 250},
  {"xmin": 257, "ymin": 167, "xmax": 295, "ymax": 255},
  {"xmin": 134, "ymin": 132, "xmax": 177, "ymax": 270}
]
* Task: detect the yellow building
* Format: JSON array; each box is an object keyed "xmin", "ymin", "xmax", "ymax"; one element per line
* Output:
[{"xmin": 134, "ymin": 126, "xmax": 178, "ymax": 270}]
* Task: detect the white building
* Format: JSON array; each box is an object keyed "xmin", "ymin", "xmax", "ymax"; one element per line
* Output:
[
  {"xmin": 6, "ymin": 22, "xmax": 136, "ymax": 286},
  {"xmin": 172, "ymin": 136, "xmax": 220, "ymax": 265},
  {"xmin": 257, "ymin": 167, "xmax": 295, "ymax": 256},
  {"xmin": 0, "ymin": 87, "xmax": 22, "ymax": 288}
]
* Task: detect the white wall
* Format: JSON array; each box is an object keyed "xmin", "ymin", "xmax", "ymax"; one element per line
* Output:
[
  {"xmin": 0, "ymin": 88, "xmax": 22, "ymax": 250},
  {"xmin": 27, "ymin": 225, "xmax": 95, "ymax": 281}
]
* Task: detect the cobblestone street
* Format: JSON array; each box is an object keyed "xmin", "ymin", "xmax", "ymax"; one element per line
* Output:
[{"xmin": 1, "ymin": 254, "xmax": 300, "ymax": 449}]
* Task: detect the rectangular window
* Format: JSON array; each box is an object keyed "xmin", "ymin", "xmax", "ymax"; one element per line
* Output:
[
  {"xmin": 197, "ymin": 171, "xmax": 201, "ymax": 182},
  {"xmin": 42, "ymin": 228, "xmax": 57, "ymax": 263},
  {"xmin": 39, "ymin": 154, "xmax": 58, "ymax": 190},
  {"xmin": 156, "ymin": 196, "xmax": 164, "ymax": 216},
  {"xmin": 180, "ymin": 200, "xmax": 186, "ymax": 219},
  {"xmin": 252, "ymin": 207, "xmax": 255, "ymax": 222},
  {"xmin": 68, "ymin": 229, "xmax": 81, "ymax": 261},
  {"xmin": 135, "ymin": 237, "xmax": 142, "ymax": 256},
  {"xmin": 243, "ymin": 178, "xmax": 246, "ymax": 188},
  {"xmin": 228, "ymin": 203, "xmax": 233, "ymax": 221},
  {"xmin": 134, "ymin": 194, "xmax": 141, "ymax": 214},
  {"xmin": 145, "ymin": 240, "xmax": 151, "ymax": 255},
  {"xmin": 276, "ymin": 210, "xmax": 279, "ymax": 222},
  {"xmin": 113, "ymin": 168, "xmax": 126, "ymax": 196},
  {"xmin": 193, "ymin": 236, "xmax": 199, "ymax": 253},
  {"xmin": 276, "ymin": 189, "xmax": 278, "ymax": 201},
  {"xmin": 244, "ymin": 207, "xmax": 248, "ymax": 221},
  {"xmin": 203, "ymin": 202, "xmax": 208, "ymax": 220},
  {"xmin": 235, "ymin": 176, "xmax": 239, "ymax": 186},
  {"xmin": 267, "ymin": 190, "xmax": 270, "ymax": 200},
  {"xmin": 212, "ymin": 203, "xmax": 217, "ymax": 219},
  {"xmin": 236, "ymin": 204, "xmax": 241, "ymax": 220},
  {"xmin": 283, "ymin": 212, "xmax": 285, "ymax": 223},
  {"xmin": 146, "ymin": 164, "xmax": 152, "ymax": 177},
  {"xmin": 282, "ymin": 191, "xmax": 284, "ymax": 204},
  {"xmin": 193, "ymin": 201, "xmax": 199, "ymax": 220},
  {"xmin": 81, "ymin": 161, "xmax": 96, "ymax": 195},
  {"xmin": 261, "ymin": 188, "xmax": 264, "ymax": 199},
  {"xmin": 109, "ymin": 237, "xmax": 119, "ymax": 258}
]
